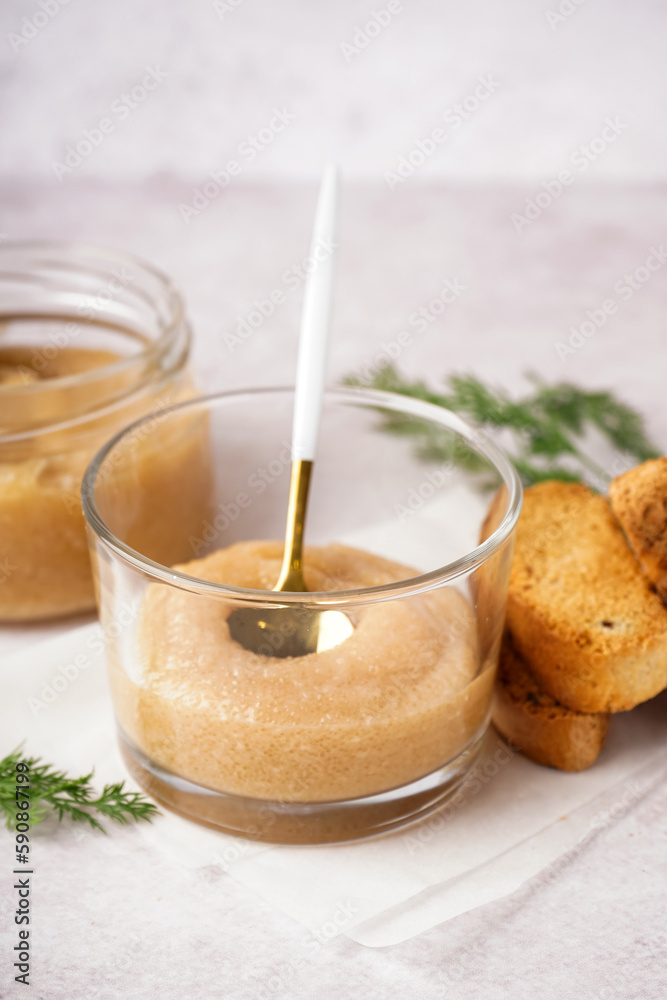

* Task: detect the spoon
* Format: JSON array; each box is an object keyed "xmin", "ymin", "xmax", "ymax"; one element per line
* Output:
[{"xmin": 227, "ymin": 165, "xmax": 354, "ymax": 659}]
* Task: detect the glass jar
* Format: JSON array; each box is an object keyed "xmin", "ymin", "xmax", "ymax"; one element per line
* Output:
[
  {"xmin": 83, "ymin": 387, "xmax": 522, "ymax": 844},
  {"xmin": 0, "ymin": 240, "xmax": 193, "ymax": 621}
]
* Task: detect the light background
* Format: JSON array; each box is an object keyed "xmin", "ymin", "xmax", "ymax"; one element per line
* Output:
[
  {"xmin": 2, "ymin": 0, "xmax": 667, "ymax": 182},
  {"xmin": 1, "ymin": 3, "xmax": 666, "ymax": 999},
  {"xmin": 1, "ymin": 0, "xmax": 666, "ymax": 442}
]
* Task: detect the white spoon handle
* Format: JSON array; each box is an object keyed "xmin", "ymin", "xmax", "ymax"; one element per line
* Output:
[{"xmin": 291, "ymin": 164, "xmax": 339, "ymax": 462}]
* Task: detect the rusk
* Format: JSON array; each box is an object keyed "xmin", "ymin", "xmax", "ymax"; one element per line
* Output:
[
  {"xmin": 493, "ymin": 631, "xmax": 610, "ymax": 771},
  {"xmin": 609, "ymin": 457, "xmax": 667, "ymax": 603},
  {"xmin": 505, "ymin": 481, "xmax": 667, "ymax": 713}
]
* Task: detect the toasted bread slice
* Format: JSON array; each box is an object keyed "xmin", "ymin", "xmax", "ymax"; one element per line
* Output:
[
  {"xmin": 506, "ymin": 481, "xmax": 667, "ymax": 713},
  {"xmin": 609, "ymin": 457, "xmax": 667, "ymax": 603},
  {"xmin": 493, "ymin": 632, "xmax": 610, "ymax": 771}
]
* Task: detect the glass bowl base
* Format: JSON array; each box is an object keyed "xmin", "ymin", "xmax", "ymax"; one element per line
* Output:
[{"xmin": 118, "ymin": 727, "xmax": 488, "ymax": 845}]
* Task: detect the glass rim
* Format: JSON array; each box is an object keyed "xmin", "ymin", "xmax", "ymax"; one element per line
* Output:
[
  {"xmin": 0, "ymin": 239, "xmax": 189, "ymax": 439},
  {"xmin": 82, "ymin": 386, "xmax": 523, "ymax": 606}
]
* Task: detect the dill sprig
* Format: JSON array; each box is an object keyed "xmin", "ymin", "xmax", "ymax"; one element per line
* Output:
[
  {"xmin": 1, "ymin": 746, "xmax": 159, "ymax": 833},
  {"xmin": 345, "ymin": 365, "xmax": 660, "ymax": 489}
]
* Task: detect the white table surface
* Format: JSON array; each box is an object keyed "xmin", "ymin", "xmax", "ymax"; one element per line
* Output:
[
  {"xmin": 0, "ymin": 0, "xmax": 667, "ymax": 976},
  {"xmin": 0, "ymin": 176, "xmax": 666, "ymax": 999},
  {"xmin": 3, "ymin": 2, "xmax": 667, "ymax": 992}
]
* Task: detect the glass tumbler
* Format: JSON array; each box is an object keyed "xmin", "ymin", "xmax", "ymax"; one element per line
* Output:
[
  {"xmin": 0, "ymin": 240, "xmax": 193, "ymax": 621},
  {"xmin": 82, "ymin": 387, "xmax": 522, "ymax": 844}
]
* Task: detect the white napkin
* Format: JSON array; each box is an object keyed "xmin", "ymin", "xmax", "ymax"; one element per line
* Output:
[{"xmin": 2, "ymin": 622, "xmax": 666, "ymax": 947}]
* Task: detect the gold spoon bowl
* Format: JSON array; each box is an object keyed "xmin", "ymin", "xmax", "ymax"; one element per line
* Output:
[{"xmin": 226, "ymin": 459, "xmax": 354, "ymax": 658}]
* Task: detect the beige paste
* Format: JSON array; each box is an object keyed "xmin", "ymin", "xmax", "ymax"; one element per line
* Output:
[
  {"xmin": 0, "ymin": 346, "xmax": 202, "ymax": 621},
  {"xmin": 111, "ymin": 541, "xmax": 494, "ymax": 802}
]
